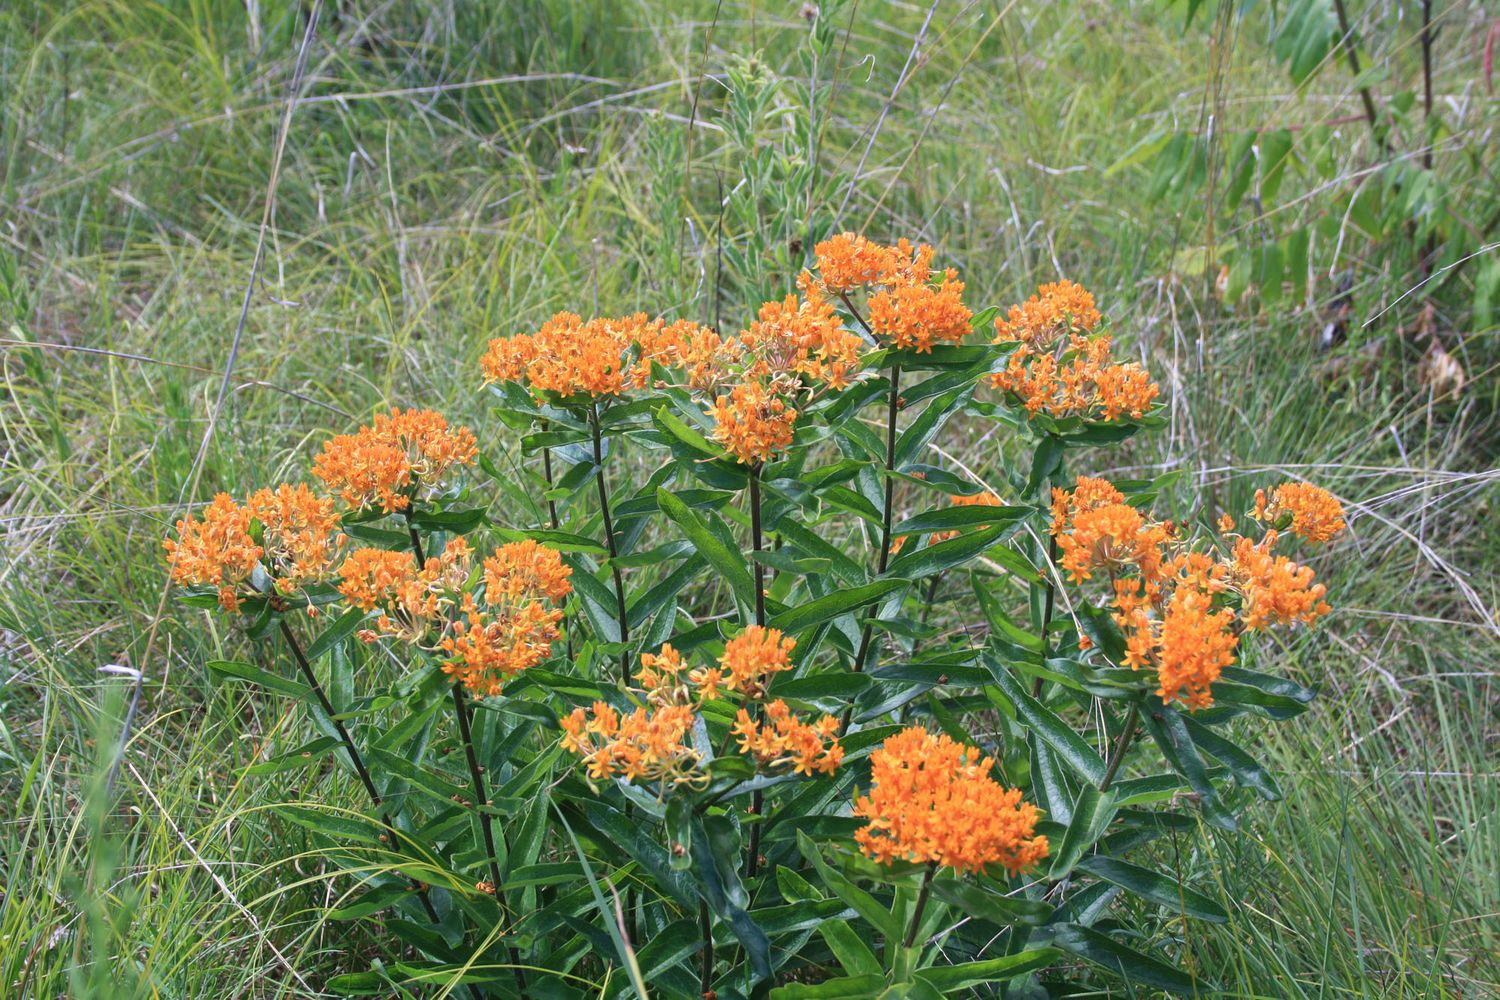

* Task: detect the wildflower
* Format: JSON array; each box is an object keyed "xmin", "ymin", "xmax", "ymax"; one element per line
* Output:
[
  {"xmin": 1251, "ymin": 483, "xmax": 1346, "ymax": 544},
  {"xmin": 440, "ymin": 596, "xmax": 563, "ymax": 697},
  {"xmin": 993, "ymin": 280, "xmax": 1101, "ymax": 347},
  {"xmin": 1228, "ymin": 532, "xmax": 1330, "ymax": 631},
  {"xmin": 482, "ymin": 539, "xmax": 573, "ymax": 603},
  {"xmin": 246, "ymin": 483, "xmax": 345, "ymax": 594},
  {"xmin": 991, "ymin": 333, "xmax": 1158, "ymax": 423},
  {"xmin": 163, "ymin": 493, "xmax": 261, "ymax": 612},
  {"xmin": 867, "ymin": 268, "xmax": 972, "ymax": 353},
  {"xmin": 853, "ymin": 726, "xmax": 1048, "ymax": 875},
  {"xmin": 1151, "ymin": 584, "xmax": 1240, "ymax": 710},
  {"xmin": 719, "ymin": 626, "xmax": 796, "ymax": 698},
  {"xmin": 560, "ymin": 701, "xmax": 706, "ymax": 791},
  {"xmin": 313, "ymin": 408, "xmax": 477, "ymax": 513},
  {"xmin": 711, "ymin": 381, "xmax": 798, "ymax": 466},
  {"xmin": 1055, "ymin": 502, "xmax": 1171, "ymax": 584},
  {"xmin": 732, "ymin": 700, "xmax": 843, "ymax": 775},
  {"xmin": 739, "ymin": 274, "xmax": 866, "ymax": 390},
  {"xmin": 337, "ymin": 538, "xmax": 473, "ymax": 643},
  {"xmin": 813, "ymin": 233, "xmax": 930, "ymax": 292},
  {"xmin": 1050, "ymin": 476, "xmax": 1127, "ymax": 535}
]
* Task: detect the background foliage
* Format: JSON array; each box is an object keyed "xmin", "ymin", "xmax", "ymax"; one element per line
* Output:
[{"xmin": 0, "ymin": 0, "xmax": 1496, "ymax": 996}]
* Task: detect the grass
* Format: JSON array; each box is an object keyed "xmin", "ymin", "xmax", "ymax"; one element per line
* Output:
[{"xmin": 1, "ymin": 0, "xmax": 1496, "ymax": 996}]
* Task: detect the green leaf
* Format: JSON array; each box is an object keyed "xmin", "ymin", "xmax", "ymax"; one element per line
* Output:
[
  {"xmin": 1180, "ymin": 716, "xmax": 1282, "ymax": 800},
  {"xmin": 1076, "ymin": 856, "xmax": 1229, "ymax": 923},
  {"xmin": 495, "ymin": 527, "xmax": 607, "ymax": 554},
  {"xmin": 280, "ymin": 805, "xmax": 383, "ymax": 844},
  {"xmin": 928, "ymin": 878, "xmax": 1052, "ymax": 925},
  {"xmin": 552, "ymin": 806, "xmax": 652, "ymax": 998},
  {"xmin": 767, "ymin": 579, "xmax": 907, "ymax": 636},
  {"xmin": 693, "ymin": 814, "xmax": 772, "ymax": 983},
  {"xmin": 1048, "ymin": 923, "xmax": 1201, "ymax": 994},
  {"xmin": 820, "ymin": 919, "xmax": 881, "ymax": 977},
  {"xmin": 207, "ymin": 659, "xmax": 308, "ymax": 700},
  {"xmin": 1047, "ymin": 785, "xmax": 1118, "ymax": 878},
  {"xmin": 884, "ymin": 524, "xmax": 1005, "ymax": 581},
  {"xmin": 245, "ymin": 736, "xmax": 341, "ymax": 776},
  {"xmin": 368, "ymin": 748, "xmax": 469, "ymax": 806},
  {"xmin": 893, "ymin": 384, "xmax": 974, "ymax": 469},
  {"xmin": 798, "ymin": 832, "xmax": 901, "ymax": 942},
  {"xmin": 1141, "ymin": 706, "xmax": 1237, "ymax": 831},
  {"xmin": 891, "ymin": 504, "xmax": 1027, "ymax": 536},
  {"xmin": 305, "ymin": 606, "xmax": 368, "ymax": 662},
  {"xmin": 326, "ymin": 972, "xmax": 387, "ymax": 995},
  {"xmin": 657, "ymin": 488, "xmax": 756, "ymax": 610},
  {"xmin": 916, "ymin": 948, "xmax": 1062, "ymax": 991},
  {"xmin": 770, "ymin": 975, "xmax": 888, "ymax": 999},
  {"xmin": 984, "ymin": 653, "xmax": 1107, "ymax": 786}
]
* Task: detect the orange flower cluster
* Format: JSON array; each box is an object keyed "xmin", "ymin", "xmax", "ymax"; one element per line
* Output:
[
  {"xmin": 481, "ymin": 539, "xmax": 573, "ymax": 603},
  {"xmin": 561, "ymin": 701, "xmax": 705, "ymax": 790},
  {"xmin": 337, "ymin": 538, "xmax": 472, "ymax": 643},
  {"xmin": 482, "ymin": 311, "xmax": 734, "ymax": 399},
  {"xmin": 164, "ymin": 484, "xmax": 348, "ymax": 611},
  {"xmin": 853, "ymin": 726, "xmax": 1048, "ymax": 875},
  {"xmin": 711, "ymin": 381, "xmax": 798, "ymax": 466},
  {"xmin": 163, "ymin": 493, "xmax": 262, "ymax": 612},
  {"xmin": 1250, "ymin": 483, "xmax": 1346, "ymax": 544},
  {"xmin": 993, "ymin": 280, "xmax": 1101, "ymax": 346},
  {"xmin": 990, "ymin": 332, "xmax": 1159, "ymax": 423},
  {"xmin": 733, "ymin": 700, "xmax": 844, "ymax": 776},
  {"xmin": 247, "ymin": 484, "xmax": 346, "ymax": 594},
  {"xmin": 1052, "ymin": 476, "xmax": 1344, "ymax": 709},
  {"xmin": 813, "ymin": 233, "xmax": 973, "ymax": 353},
  {"xmin": 313, "ymin": 408, "xmax": 477, "ymax": 513},
  {"xmin": 561, "ymin": 630, "xmax": 840, "ymax": 793},
  {"xmin": 440, "ymin": 540, "xmax": 572, "ymax": 697}
]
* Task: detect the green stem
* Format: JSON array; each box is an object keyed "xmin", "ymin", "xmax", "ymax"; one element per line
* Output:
[
  {"xmin": 539, "ymin": 430, "xmax": 573, "ymax": 664},
  {"xmin": 903, "ymin": 862, "xmax": 938, "ymax": 949},
  {"xmin": 589, "ymin": 404, "xmax": 631, "ymax": 684},
  {"xmin": 850, "ymin": 362, "xmax": 902, "ymax": 677},
  {"xmin": 277, "ymin": 620, "xmax": 442, "ymax": 922},
  {"xmin": 699, "ymin": 898, "xmax": 715, "ymax": 996},
  {"xmin": 1032, "ymin": 534, "xmax": 1059, "ymax": 700},
  {"xmin": 1099, "ymin": 702, "xmax": 1141, "ymax": 792},
  {"xmin": 746, "ymin": 464, "xmax": 767, "ymax": 879}
]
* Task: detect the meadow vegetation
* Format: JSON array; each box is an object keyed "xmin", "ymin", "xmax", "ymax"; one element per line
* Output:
[{"xmin": 0, "ymin": 1, "xmax": 1496, "ymax": 997}]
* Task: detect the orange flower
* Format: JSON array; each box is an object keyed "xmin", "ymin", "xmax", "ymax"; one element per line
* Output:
[
  {"xmin": 1152, "ymin": 584, "xmax": 1240, "ymax": 710},
  {"xmin": 711, "ymin": 381, "xmax": 798, "ymax": 466},
  {"xmin": 313, "ymin": 408, "xmax": 477, "ymax": 513},
  {"xmin": 990, "ymin": 333, "xmax": 1158, "ymax": 423},
  {"xmin": 853, "ymin": 726, "xmax": 1048, "ymax": 875},
  {"xmin": 440, "ymin": 596, "xmax": 563, "ymax": 697},
  {"xmin": 1050, "ymin": 476, "xmax": 1127, "ymax": 535},
  {"xmin": 482, "ymin": 539, "xmax": 573, "ymax": 603},
  {"xmin": 163, "ymin": 493, "xmax": 261, "ymax": 612},
  {"xmin": 733, "ymin": 700, "xmax": 843, "ymax": 776},
  {"xmin": 478, "ymin": 332, "xmax": 539, "ymax": 384},
  {"xmin": 813, "ymin": 233, "xmax": 932, "ymax": 292},
  {"xmin": 337, "ymin": 537, "xmax": 473, "ymax": 643},
  {"xmin": 739, "ymin": 274, "xmax": 866, "ymax": 390},
  {"xmin": 246, "ymin": 483, "xmax": 345, "ymax": 594},
  {"xmin": 719, "ymin": 625, "xmax": 796, "ymax": 697},
  {"xmin": 1251, "ymin": 483, "xmax": 1346, "ymax": 544},
  {"xmin": 560, "ymin": 701, "xmax": 705, "ymax": 791},
  {"xmin": 993, "ymin": 280, "xmax": 1101, "ymax": 347},
  {"xmin": 336, "ymin": 548, "xmax": 419, "ymax": 612},
  {"xmin": 1055, "ymin": 502, "xmax": 1171, "ymax": 584},
  {"xmin": 1228, "ymin": 532, "xmax": 1330, "ymax": 632},
  {"xmin": 867, "ymin": 269, "xmax": 972, "ymax": 353}
]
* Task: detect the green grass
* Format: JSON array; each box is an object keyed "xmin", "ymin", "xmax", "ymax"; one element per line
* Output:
[{"xmin": 1, "ymin": 0, "xmax": 1496, "ymax": 996}]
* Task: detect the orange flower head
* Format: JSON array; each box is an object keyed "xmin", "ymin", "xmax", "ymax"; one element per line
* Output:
[
  {"xmin": 312, "ymin": 408, "xmax": 477, "ymax": 513},
  {"xmin": 733, "ymin": 700, "xmax": 843, "ymax": 776},
  {"xmin": 991, "ymin": 332, "xmax": 1158, "ymax": 423},
  {"xmin": 1251, "ymin": 483, "xmax": 1346, "ymax": 544},
  {"xmin": 1153, "ymin": 584, "xmax": 1240, "ymax": 710},
  {"xmin": 739, "ymin": 275, "xmax": 866, "ymax": 390},
  {"xmin": 853, "ymin": 726, "xmax": 1048, "ymax": 875},
  {"xmin": 719, "ymin": 625, "xmax": 796, "ymax": 697},
  {"xmin": 711, "ymin": 381, "xmax": 798, "ymax": 466},
  {"xmin": 337, "ymin": 538, "xmax": 473, "ymax": 644},
  {"xmin": 813, "ymin": 233, "xmax": 933, "ymax": 291},
  {"xmin": 246, "ymin": 483, "xmax": 345, "ymax": 594},
  {"xmin": 482, "ymin": 539, "xmax": 573, "ymax": 604},
  {"xmin": 1056, "ymin": 502, "xmax": 1171, "ymax": 584},
  {"xmin": 163, "ymin": 493, "xmax": 261, "ymax": 612},
  {"xmin": 479, "ymin": 332, "xmax": 539, "ymax": 385},
  {"xmin": 1050, "ymin": 476, "xmax": 1127, "ymax": 535},
  {"xmin": 868, "ymin": 268, "xmax": 972, "ymax": 353},
  {"xmin": 1228, "ymin": 532, "xmax": 1330, "ymax": 632},
  {"xmin": 560, "ymin": 701, "xmax": 706, "ymax": 792},
  {"xmin": 440, "ymin": 597, "xmax": 562, "ymax": 697},
  {"xmin": 993, "ymin": 280, "xmax": 1101, "ymax": 348}
]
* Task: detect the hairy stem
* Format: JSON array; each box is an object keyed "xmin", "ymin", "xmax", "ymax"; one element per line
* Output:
[
  {"xmin": 699, "ymin": 898, "xmax": 715, "ymax": 995},
  {"xmin": 746, "ymin": 465, "xmax": 766, "ymax": 878},
  {"xmin": 540, "ymin": 432, "xmax": 573, "ymax": 663},
  {"xmin": 1099, "ymin": 702, "xmax": 1141, "ymax": 792},
  {"xmin": 589, "ymin": 405, "xmax": 631, "ymax": 684}
]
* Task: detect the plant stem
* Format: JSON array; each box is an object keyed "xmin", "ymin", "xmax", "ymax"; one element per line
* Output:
[
  {"xmin": 1331, "ymin": 0, "xmax": 1387, "ymax": 153},
  {"xmin": 1032, "ymin": 534, "xmax": 1059, "ymax": 699},
  {"xmin": 589, "ymin": 404, "xmax": 631, "ymax": 684},
  {"xmin": 539, "ymin": 430, "xmax": 573, "ymax": 663},
  {"xmin": 1099, "ymin": 701, "xmax": 1141, "ymax": 792},
  {"xmin": 746, "ymin": 464, "xmax": 766, "ymax": 879},
  {"xmin": 276, "ymin": 620, "xmax": 441, "ymax": 925},
  {"xmin": 850, "ymin": 362, "xmax": 902, "ymax": 677},
  {"xmin": 403, "ymin": 508, "xmax": 425, "ymax": 565},
  {"xmin": 903, "ymin": 862, "xmax": 938, "ymax": 949},
  {"xmin": 699, "ymin": 898, "xmax": 715, "ymax": 996}
]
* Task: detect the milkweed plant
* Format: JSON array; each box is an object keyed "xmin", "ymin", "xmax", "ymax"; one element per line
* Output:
[{"xmin": 165, "ymin": 234, "xmax": 1348, "ymax": 999}]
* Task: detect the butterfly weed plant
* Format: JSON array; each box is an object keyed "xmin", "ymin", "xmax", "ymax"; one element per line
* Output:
[{"xmin": 164, "ymin": 238, "xmax": 1349, "ymax": 999}]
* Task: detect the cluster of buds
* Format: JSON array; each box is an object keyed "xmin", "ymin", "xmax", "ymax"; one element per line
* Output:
[
  {"xmin": 1052, "ymin": 476, "xmax": 1345, "ymax": 709},
  {"xmin": 561, "ymin": 627, "xmax": 843, "ymax": 795}
]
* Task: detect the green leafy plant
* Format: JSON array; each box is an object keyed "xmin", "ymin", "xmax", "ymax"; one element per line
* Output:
[{"xmin": 164, "ymin": 238, "xmax": 1350, "ymax": 999}]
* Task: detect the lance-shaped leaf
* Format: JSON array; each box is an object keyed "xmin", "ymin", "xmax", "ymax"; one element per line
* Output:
[
  {"xmin": 891, "ymin": 503, "xmax": 1027, "ymax": 537},
  {"xmin": 693, "ymin": 814, "xmax": 772, "ymax": 983},
  {"xmin": 657, "ymin": 488, "xmax": 756, "ymax": 610},
  {"xmin": 1046, "ymin": 923, "xmax": 1202, "ymax": 995},
  {"xmin": 1076, "ymin": 856, "xmax": 1230, "ymax": 923},
  {"xmin": 985, "ymin": 653, "xmax": 1107, "ymax": 787},
  {"xmin": 916, "ymin": 948, "xmax": 1062, "ymax": 991},
  {"xmin": 1141, "ymin": 706, "xmax": 1237, "ymax": 831},
  {"xmin": 1181, "ymin": 715, "xmax": 1282, "ymax": 801},
  {"xmin": 893, "ymin": 384, "xmax": 975, "ymax": 469},
  {"xmin": 884, "ymin": 524, "xmax": 1005, "ymax": 581},
  {"xmin": 767, "ymin": 579, "xmax": 907, "ymax": 637}
]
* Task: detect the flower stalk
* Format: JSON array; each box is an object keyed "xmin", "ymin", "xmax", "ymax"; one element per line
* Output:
[
  {"xmin": 903, "ymin": 861, "xmax": 938, "ymax": 949},
  {"xmin": 1099, "ymin": 701, "xmax": 1140, "ymax": 793},
  {"xmin": 589, "ymin": 403, "xmax": 631, "ymax": 684}
]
